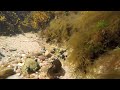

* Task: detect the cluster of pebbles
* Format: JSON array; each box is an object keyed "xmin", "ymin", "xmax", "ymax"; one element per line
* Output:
[
  {"xmin": 0, "ymin": 33, "xmax": 71, "ymax": 79},
  {"xmin": 0, "ymin": 46, "xmax": 68, "ymax": 79}
]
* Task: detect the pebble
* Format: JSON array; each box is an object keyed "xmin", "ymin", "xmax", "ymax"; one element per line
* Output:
[
  {"xmin": 16, "ymin": 69, "xmax": 21, "ymax": 73},
  {"xmin": 2, "ymin": 47, "xmax": 6, "ymax": 50},
  {"xmin": 64, "ymin": 52, "xmax": 68, "ymax": 56},
  {"xmin": 11, "ymin": 60, "xmax": 19, "ymax": 64},
  {"xmin": 8, "ymin": 57, "xmax": 11, "ymax": 59},
  {"xmin": 3, "ymin": 64, "xmax": 9, "ymax": 67},
  {"xmin": 8, "ymin": 59, "xmax": 14, "ymax": 62},
  {"xmin": 17, "ymin": 63, "xmax": 24, "ymax": 67},
  {"xmin": 21, "ymin": 54, "xmax": 26, "ymax": 57},
  {"xmin": 39, "ymin": 72, "xmax": 47, "ymax": 79},
  {"xmin": 37, "ymin": 55, "xmax": 46, "ymax": 61},
  {"xmin": 45, "ymin": 50, "xmax": 49, "ymax": 56},
  {"xmin": 11, "ymin": 64, "xmax": 17, "ymax": 67},
  {"xmin": 30, "ymin": 74, "xmax": 35, "ymax": 78},
  {"xmin": 14, "ymin": 66, "xmax": 18, "ymax": 72},
  {"xmin": 34, "ymin": 75, "xmax": 39, "ymax": 79},
  {"xmin": 9, "ymin": 48, "xmax": 17, "ymax": 52},
  {"xmin": 50, "ymin": 50, "xmax": 55, "ymax": 54},
  {"xmin": 17, "ymin": 59, "xmax": 23, "ymax": 63},
  {"xmin": 35, "ymin": 72, "xmax": 39, "ymax": 74},
  {"xmin": 7, "ymin": 65, "xmax": 11, "ymax": 68},
  {"xmin": 25, "ymin": 74, "xmax": 30, "ymax": 78},
  {"xmin": 16, "ymin": 73, "xmax": 21, "ymax": 76},
  {"xmin": 46, "ymin": 53, "xmax": 52, "ymax": 58},
  {"xmin": 6, "ymin": 74, "xmax": 22, "ymax": 79},
  {"xmin": 29, "ymin": 73, "xmax": 39, "ymax": 79}
]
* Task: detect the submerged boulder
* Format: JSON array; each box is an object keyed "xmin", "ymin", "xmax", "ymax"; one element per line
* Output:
[{"xmin": 47, "ymin": 59, "xmax": 65, "ymax": 79}]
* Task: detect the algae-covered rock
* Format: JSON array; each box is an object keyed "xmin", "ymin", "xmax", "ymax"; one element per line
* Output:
[
  {"xmin": 22, "ymin": 58, "xmax": 40, "ymax": 74},
  {"xmin": 0, "ymin": 67, "xmax": 15, "ymax": 79},
  {"xmin": 47, "ymin": 59, "xmax": 65, "ymax": 79}
]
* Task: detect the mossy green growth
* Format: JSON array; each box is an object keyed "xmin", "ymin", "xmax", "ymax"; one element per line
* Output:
[
  {"xmin": 40, "ymin": 11, "xmax": 120, "ymax": 75},
  {"xmin": 22, "ymin": 58, "xmax": 40, "ymax": 74},
  {"xmin": 96, "ymin": 20, "xmax": 108, "ymax": 29}
]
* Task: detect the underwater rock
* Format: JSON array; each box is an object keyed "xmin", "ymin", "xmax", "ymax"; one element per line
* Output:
[{"xmin": 21, "ymin": 58, "xmax": 40, "ymax": 74}]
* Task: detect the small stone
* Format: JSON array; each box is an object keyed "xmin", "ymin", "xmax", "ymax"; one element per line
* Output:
[
  {"xmin": 25, "ymin": 74, "xmax": 30, "ymax": 78},
  {"xmin": 16, "ymin": 73, "xmax": 21, "ymax": 76},
  {"xmin": 37, "ymin": 55, "xmax": 46, "ymax": 61},
  {"xmin": 3, "ymin": 64, "xmax": 9, "ymax": 67},
  {"xmin": 32, "ymin": 52, "xmax": 42, "ymax": 57},
  {"xmin": 35, "ymin": 72, "xmax": 38, "ymax": 74},
  {"xmin": 46, "ymin": 53, "xmax": 52, "ymax": 58},
  {"xmin": 63, "ymin": 52, "xmax": 68, "ymax": 57},
  {"xmin": 50, "ymin": 51, "xmax": 55, "ymax": 54},
  {"xmin": 7, "ymin": 65, "xmax": 11, "ymax": 68},
  {"xmin": 40, "ymin": 47, "xmax": 46, "ymax": 54},
  {"xmin": 8, "ymin": 59, "xmax": 14, "ymax": 62},
  {"xmin": 39, "ymin": 72, "xmax": 47, "ymax": 79},
  {"xmin": 45, "ymin": 50, "xmax": 52, "ymax": 58},
  {"xmin": 34, "ymin": 75, "xmax": 39, "ymax": 79},
  {"xmin": 21, "ymin": 54, "xmax": 26, "ymax": 57},
  {"xmin": 6, "ymin": 74, "xmax": 23, "ymax": 79},
  {"xmin": 16, "ymin": 69, "xmax": 21, "ymax": 73},
  {"xmin": 14, "ymin": 66, "xmax": 18, "ymax": 72},
  {"xmin": 7, "ymin": 55, "xmax": 10, "ymax": 57},
  {"xmin": 30, "ymin": 74, "xmax": 35, "ymax": 78},
  {"xmin": 45, "ymin": 50, "xmax": 49, "ymax": 56},
  {"xmin": 7, "ymin": 65, "xmax": 14, "ymax": 68},
  {"xmin": 17, "ymin": 59, "xmax": 23, "ymax": 63},
  {"xmin": 11, "ymin": 60, "xmax": 19, "ymax": 64},
  {"xmin": 0, "ymin": 52, "xmax": 5, "ymax": 56},
  {"xmin": 9, "ymin": 48, "xmax": 17, "ymax": 52},
  {"xmin": 2, "ymin": 47, "xmax": 6, "ymax": 50},
  {"xmin": 11, "ymin": 64, "xmax": 17, "ymax": 67},
  {"xmin": 50, "ymin": 48, "xmax": 56, "ymax": 54},
  {"xmin": 59, "ymin": 49, "xmax": 66, "ymax": 54},
  {"xmin": 17, "ymin": 63, "xmax": 24, "ymax": 67},
  {"xmin": 29, "ymin": 73, "xmax": 39, "ymax": 79}
]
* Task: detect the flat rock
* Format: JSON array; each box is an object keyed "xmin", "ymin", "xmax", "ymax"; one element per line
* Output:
[
  {"xmin": 0, "ymin": 67, "xmax": 15, "ymax": 79},
  {"xmin": 9, "ymin": 48, "xmax": 17, "ymax": 52},
  {"xmin": 37, "ymin": 55, "xmax": 46, "ymax": 61},
  {"xmin": 6, "ymin": 74, "xmax": 23, "ymax": 79}
]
